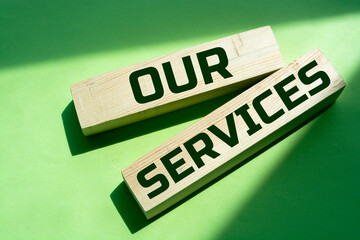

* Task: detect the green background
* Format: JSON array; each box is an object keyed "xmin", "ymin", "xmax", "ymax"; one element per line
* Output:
[{"xmin": 1, "ymin": 1, "xmax": 359, "ymax": 239}]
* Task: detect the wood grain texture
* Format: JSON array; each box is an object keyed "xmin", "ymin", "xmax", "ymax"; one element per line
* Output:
[
  {"xmin": 122, "ymin": 49, "xmax": 345, "ymax": 219},
  {"xmin": 71, "ymin": 26, "xmax": 284, "ymax": 136}
]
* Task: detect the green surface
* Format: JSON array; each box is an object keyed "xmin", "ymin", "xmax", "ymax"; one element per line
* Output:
[{"xmin": 1, "ymin": 1, "xmax": 360, "ymax": 239}]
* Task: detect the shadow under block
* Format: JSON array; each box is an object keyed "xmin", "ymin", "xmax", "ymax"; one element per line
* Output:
[
  {"xmin": 71, "ymin": 26, "xmax": 284, "ymax": 136},
  {"xmin": 122, "ymin": 49, "xmax": 346, "ymax": 219}
]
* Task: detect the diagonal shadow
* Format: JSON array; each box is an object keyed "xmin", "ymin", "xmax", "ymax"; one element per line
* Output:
[
  {"xmin": 110, "ymin": 98, "xmax": 338, "ymax": 234},
  {"xmin": 1, "ymin": 0, "xmax": 359, "ymax": 69},
  {"xmin": 61, "ymin": 91, "xmax": 240, "ymax": 155},
  {"xmin": 215, "ymin": 68, "xmax": 360, "ymax": 239}
]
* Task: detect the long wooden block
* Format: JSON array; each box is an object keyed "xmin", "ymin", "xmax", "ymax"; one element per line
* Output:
[
  {"xmin": 122, "ymin": 49, "xmax": 345, "ymax": 219},
  {"xmin": 71, "ymin": 26, "xmax": 284, "ymax": 136}
]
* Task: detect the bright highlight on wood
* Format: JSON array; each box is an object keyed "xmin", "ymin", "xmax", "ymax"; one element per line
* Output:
[
  {"xmin": 71, "ymin": 26, "xmax": 284, "ymax": 136},
  {"xmin": 122, "ymin": 49, "xmax": 345, "ymax": 219}
]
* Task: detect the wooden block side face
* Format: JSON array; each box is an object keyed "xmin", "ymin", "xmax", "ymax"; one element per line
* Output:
[
  {"xmin": 71, "ymin": 26, "xmax": 284, "ymax": 135},
  {"xmin": 122, "ymin": 49, "xmax": 345, "ymax": 219}
]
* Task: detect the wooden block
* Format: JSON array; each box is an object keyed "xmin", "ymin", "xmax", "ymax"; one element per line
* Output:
[
  {"xmin": 122, "ymin": 49, "xmax": 345, "ymax": 219},
  {"xmin": 71, "ymin": 26, "xmax": 284, "ymax": 136}
]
